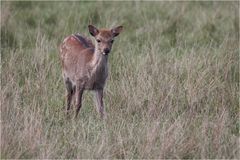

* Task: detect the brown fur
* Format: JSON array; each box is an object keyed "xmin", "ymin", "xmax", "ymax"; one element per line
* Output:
[{"xmin": 59, "ymin": 25, "xmax": 123, "ymax": 118}]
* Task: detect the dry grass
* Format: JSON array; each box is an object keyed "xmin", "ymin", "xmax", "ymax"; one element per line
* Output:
[{"xmin": 1, "ymin": 1, "xmax": 239, "ymax": 159}]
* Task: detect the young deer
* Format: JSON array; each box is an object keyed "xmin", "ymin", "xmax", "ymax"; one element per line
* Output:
[{"xmin": 59, "ymin": 25, "xmax": 123, "ymax": 118}]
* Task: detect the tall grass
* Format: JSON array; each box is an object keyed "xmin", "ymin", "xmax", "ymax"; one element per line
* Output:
[{"xmin": 1, "ymin": 1, "xmax": 239, "ymax": 159}]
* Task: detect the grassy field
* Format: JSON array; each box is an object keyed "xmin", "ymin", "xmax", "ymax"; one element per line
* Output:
[{"xmin": 1, "ymin": 1, "xmax": 239, "ymax": 159}]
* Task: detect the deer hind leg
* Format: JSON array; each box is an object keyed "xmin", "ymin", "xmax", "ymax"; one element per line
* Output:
[
  {"xmin": 64, "ymin": 78, "xmax": 74, "ymax": 113},
  {"xmin": 71, "ymin": 85, "xmax": 76, "ymax": 106},
  {"xmin": 75, "ymin": 81, "xmax": 84, "ymax": 118},
  {"xmin": 94, "ymin": 89, "xmax": 104, "ymax": 118}
]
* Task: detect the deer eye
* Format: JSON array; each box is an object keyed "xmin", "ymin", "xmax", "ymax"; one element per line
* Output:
[
  {"xmin": 110, "ymin": 40, "xmax": 114, "ymax": 43},
  {"xmin": 97, "ymin": 39, "xmax": 101, "ymax": 43}
]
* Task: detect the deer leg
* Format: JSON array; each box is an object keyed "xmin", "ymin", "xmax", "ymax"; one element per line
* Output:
[
  {"xmin": 75, "ymin": 84, "xmax": 84, "ymax": 118},
  {"xmin": 65, "ymin": 79, "xmax": 73, "ymax": 113},
  {"xmin": 71, "ymin": 85, "xmax": 76, "ymax": 106},
  {"xmin": 94, "ymin": 89, "xmax": 104, "ymax": 118}
]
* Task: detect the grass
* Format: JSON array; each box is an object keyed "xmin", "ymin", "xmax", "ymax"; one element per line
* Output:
[{"xmin": 1, "ymin": 1, "xmax": 239, "ymax": 159}]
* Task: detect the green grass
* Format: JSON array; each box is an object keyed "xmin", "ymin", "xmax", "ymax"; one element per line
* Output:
[{"xmin": 1, "ymin": 1, "xmax": 239, "ymax": 159}]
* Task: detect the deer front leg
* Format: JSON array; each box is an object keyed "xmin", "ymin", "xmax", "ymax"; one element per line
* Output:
[
  {"xmin": 75, "ymin": 84, "xmax": 84, "ymax": 118},
  {"xmin": 94, "ymin": 89, "xmax": 104, "ymax": 118}
]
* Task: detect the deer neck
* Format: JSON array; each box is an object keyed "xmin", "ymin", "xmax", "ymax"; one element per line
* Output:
[{"xmin": 90, "ymin": 44, "xmax": 108, "ymax": 71}]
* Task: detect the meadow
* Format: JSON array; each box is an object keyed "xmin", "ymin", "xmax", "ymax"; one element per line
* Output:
[{"xmin": 1, "ymin": 1, "xmax": 239, "ymax": 159}]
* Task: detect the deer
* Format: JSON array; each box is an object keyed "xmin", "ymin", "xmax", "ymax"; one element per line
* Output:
[{"xmin": 59, "ymin": 25, "xmax": 123, "ymax": 118}]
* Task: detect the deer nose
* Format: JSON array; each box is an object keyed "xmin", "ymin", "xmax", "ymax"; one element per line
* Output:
[{"xmin": 103, "ymin": 48, "xmax": 110, "ymax": 54}]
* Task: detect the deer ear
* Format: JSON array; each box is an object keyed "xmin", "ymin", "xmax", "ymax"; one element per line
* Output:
[
  {"xmin": 88, "ymin": 25, "xmax": 99, "ymax": 37},
  {"xmin": 111, "ymin": 26, "xmax": 123, "ymax": 37}
]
